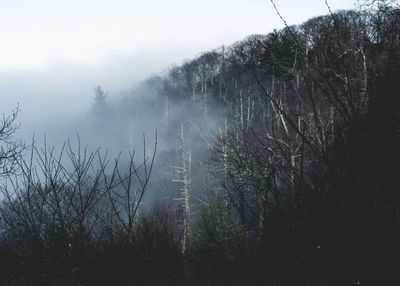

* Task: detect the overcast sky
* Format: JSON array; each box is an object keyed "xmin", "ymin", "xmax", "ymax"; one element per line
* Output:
[
  {"xmin": 0, "ymin": 0, "xmax": 355, "ymax": 72},
  {"xmin": 0, "ymin": 0, "xmax": 356, "ymax": 127}
]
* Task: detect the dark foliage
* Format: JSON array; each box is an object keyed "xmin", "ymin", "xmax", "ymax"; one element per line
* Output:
[{"xmin": 1, "ymin": 3, "xmax": 400, "ymax": 285}]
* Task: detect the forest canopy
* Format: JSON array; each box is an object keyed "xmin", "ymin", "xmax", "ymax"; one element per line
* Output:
[{"xmin": 0, "ymin": 1, "xmax": 399, "ymax": 285}]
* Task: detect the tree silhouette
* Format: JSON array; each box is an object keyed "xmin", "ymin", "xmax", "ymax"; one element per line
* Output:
[{"xmin": 92, "ymin": 85, "xmax": 108, "ymax": 115}]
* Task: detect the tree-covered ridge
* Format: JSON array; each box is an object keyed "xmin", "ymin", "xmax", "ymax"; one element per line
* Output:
[{"xmin": 0, "ymin": 3, "xmax": 399, "ymax": 285}]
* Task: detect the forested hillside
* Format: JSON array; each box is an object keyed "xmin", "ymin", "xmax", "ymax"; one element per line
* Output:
[{"xmin": 0, "ymin": 1, "xmax": 399, "ymax": 285}]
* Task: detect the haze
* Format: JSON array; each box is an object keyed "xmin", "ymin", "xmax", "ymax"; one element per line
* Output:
[{"xmin": 0, "ymin": 0, "xmax": 355, "ymax": 142}]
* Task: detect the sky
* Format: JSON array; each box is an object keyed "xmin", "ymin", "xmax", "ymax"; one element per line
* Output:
[{"xmin": 0, "ymin": 0, "xmax": 356, "ymax": 127}]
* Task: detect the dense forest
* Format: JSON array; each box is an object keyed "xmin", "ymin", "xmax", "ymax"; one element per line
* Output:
[{"xmin": 0, "ymin": 0, "xmax": 399, "ymax": 285}]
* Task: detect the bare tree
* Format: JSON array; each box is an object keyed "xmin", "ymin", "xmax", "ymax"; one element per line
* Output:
[
  {"xmin": 0, "ymin": 107, "xmax": 24, "ymax": 177},
  {"xmin": 105, "ymin": 132, "xmax": 157, "ymax": 244},
  {"xmin": 172, "ymin": 124, "xmax": 192, "ymax": 252},
  {"xmin": 0, "ymin": 133, "xmax": 157, "ymax": 248}
]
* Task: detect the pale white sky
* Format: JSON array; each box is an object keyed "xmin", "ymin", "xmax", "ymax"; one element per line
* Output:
[
  {"xmin": 0, "ymin": 0, "xmax": 355, "ymax": 73},
  {"xmin": 0, "ymin": 0, "xmax": 356, "ymax": 126}
]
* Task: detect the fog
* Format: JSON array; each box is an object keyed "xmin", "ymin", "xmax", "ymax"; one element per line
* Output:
[
  {"xmin": 0, "ymin": 0, "xmax": 357, "ymax": 207},
  {"xmin": 0, "ymin": 0, "xmax": 354, "ymax": 142}
]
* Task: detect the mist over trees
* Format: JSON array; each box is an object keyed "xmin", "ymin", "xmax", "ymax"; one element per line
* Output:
[{"xmin": 0, "ymin": 1, "xmax": 399, "ymax": 285}]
